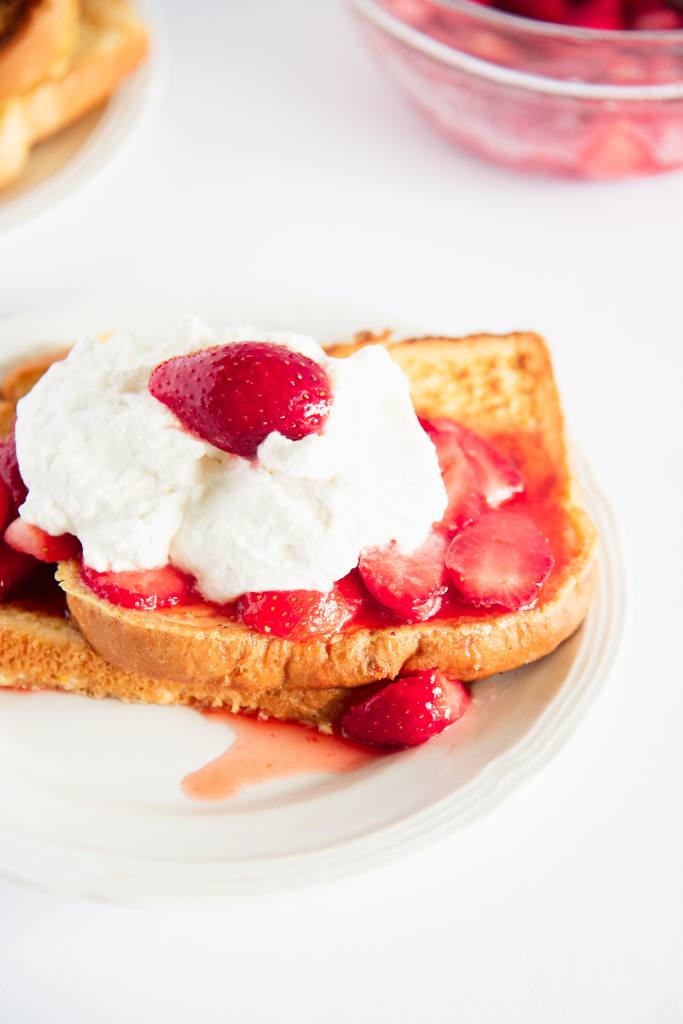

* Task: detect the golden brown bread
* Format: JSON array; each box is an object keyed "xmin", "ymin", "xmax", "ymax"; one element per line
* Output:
[
  {"xmin": 0, "ymin": 0, "xmax": 147, "ymax": 188},
  {"xmin": 0, "ymin": 331, "xmax": 598, "ymax": 727},
  {"xmin": 0, "ymin": 0, "xmax": 78, "ymax": 100},
  {"xmin": 0, "ymin": 601, "xmax": 353, "ymax": 724},
  {"xmin": 0, "ymin": 347, "xmax": 69, "ymax": 402}
]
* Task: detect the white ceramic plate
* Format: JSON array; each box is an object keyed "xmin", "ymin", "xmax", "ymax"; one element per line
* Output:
[
  {"xmin": 0, "ymin": 0, "xmax": 165, "ymax": 235},
  {"xmin": 0, "ymin": 291, "xmax": 627, "ymax": 905}
]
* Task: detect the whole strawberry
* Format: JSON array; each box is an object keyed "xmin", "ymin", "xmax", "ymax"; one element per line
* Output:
[
  {"xmin": 149, "ymin": 342, "xmax": 333, "ymax": 459},
  {"xmin": 341, "ymin": 669, "xmax": 469, "ymax": 748}
]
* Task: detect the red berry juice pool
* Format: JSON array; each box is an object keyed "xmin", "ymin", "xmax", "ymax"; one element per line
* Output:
[{"xmin": 182, "ymin": 711, "xmax": 381, "ymax": 800}]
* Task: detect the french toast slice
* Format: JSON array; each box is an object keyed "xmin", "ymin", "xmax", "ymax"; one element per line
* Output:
[
  {"xmin": 0, "ymin": 0, "xmax": 147, "ymax": 188},
  {"xmin": 0, "ymin": 0, "xmax": 79, "ymax": 101},
  {"xmin": 0, "ymin": 331, "xmax": 597, "ymax": 727}
]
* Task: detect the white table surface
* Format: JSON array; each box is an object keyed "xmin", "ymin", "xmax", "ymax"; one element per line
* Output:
[{"xmin": 1, "ymin": 1, "xmax": 682, "ymax": 1021}]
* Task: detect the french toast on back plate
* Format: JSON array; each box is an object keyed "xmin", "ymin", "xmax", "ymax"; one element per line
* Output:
[{"xmin": 0, "ymin": 0, "xmax": 147, "ymax": 188}]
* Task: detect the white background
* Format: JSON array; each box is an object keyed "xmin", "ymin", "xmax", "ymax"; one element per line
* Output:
[{"xmin": 1, "ymin": 1, "xmax": 682, "ymax": 1021}]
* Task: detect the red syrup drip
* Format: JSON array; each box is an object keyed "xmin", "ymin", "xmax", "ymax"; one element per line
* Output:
[{"xmin": 182, "ymin": 710, "xmax": 382, "ymax": 801}]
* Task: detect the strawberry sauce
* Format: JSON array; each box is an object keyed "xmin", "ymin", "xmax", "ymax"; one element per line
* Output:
[
  {"xmin": 182, "ymin": 711, "xmax": 380, "ymax": 800},
  {"xmin": 3, "ymin": 417, "xmax": 570, "ymax": 643},
  {"xmin": 9, "ymin": 564, "xmax": 67, "ymax": 617}
]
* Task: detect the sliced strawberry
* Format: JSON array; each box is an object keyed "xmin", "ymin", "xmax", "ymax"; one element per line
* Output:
[
  {"xmin": 358, "ymin": 530, "xmax": 447, "ymax": 623},
  {"xmin": 0, "ymin": 430, "xmax": 27, "ymax": 514},
  {"xmin": 631, "ymin": 6, "xmax": 682, "ymax": 27},
  {"xmin": 452, "ymin": 424, "xmax": 524, "ymax": 508},
  {"xmin": 149, "ymin": 342, "xmax": 333, "ymax": 460},
  {"xmin": 422, "ymin": 417, "xmax": 523, "ymax": 510},
  {"xmin": 341, "ymin": 669, "xmax": 470, "ymax": 748},
  {"xmin": 237, "ymin": 573, "xmax": 365, "ymax": 641},
  {"xmin": 496, "ymin": 0, "xmax": 570, "ymax": 23},
  {"xmin": 0, "ymin": 479, "xmax": 11, "ymax": 531},
  {"xmin": 80, "ymin": 563, "xmax": 199, "ymax": 611},
  {"xmin": 566, "ymin": 0, "xmax": 625, "ymax": 27},
  {"xmin": 4, "ymin": 519, "xmax": 80, "ymax": 563},
  {"xmin": 0, "ymin": 540, "xmax": 36, "ymax": 601},
  {"xmin": 421, "ymin": 420, "xmax": 482, "ymax": 532},
  {"xmin": 445, "ymin": 510, "xmax": 554, "ymax": 612}
]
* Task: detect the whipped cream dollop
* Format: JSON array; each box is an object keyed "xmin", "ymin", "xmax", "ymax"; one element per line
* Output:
[{"xmin": 15, "ymin": 319, "xmax": 447, "ymax": 602}]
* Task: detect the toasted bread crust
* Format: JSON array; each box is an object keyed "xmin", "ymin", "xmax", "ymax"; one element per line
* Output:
[
  {"xmin": 59, "ymin": 533, "xmax": 596, "ymax": 694},
  {"xmin": 0, "ymin": 602, "xmax": 351, "ymax": 724},
  {"xmin": 52, "ymin": 332, "xmax": 598, "ymax": 714},
  {"xmin": 0, "ymin": 0, "xmax": 147, "ymax": 187},
  {"xmin": 1, "ymin": 347, "xmax": 70, "ymax": 403},
  {"xmin": 0, "ymin": 0, "xmax": 78, "ymax": 100}
]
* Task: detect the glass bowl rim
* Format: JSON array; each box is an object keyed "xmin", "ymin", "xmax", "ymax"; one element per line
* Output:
[
  {"xmin": 349, "ymin": 0, "xmax": 683, "ymax": 98},
  {"xmin": 353, "ymin": 0, "xmax": 683, "ymax": 43}
]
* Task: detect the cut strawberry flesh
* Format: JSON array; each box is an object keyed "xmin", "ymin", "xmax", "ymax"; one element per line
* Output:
[
  {"xmin": 422, "ymin": 417, "xmax": 524, "ymax": 511},
  {"xmin": 421, "ymin": 420, "xmax": 483, "ymax": 532},
  {"xmin": 149, "ymin": 342, "xmax": 333, "ymax": 460},
  {"xmin": 0, "ymin": 430, "xmax": 27, "ymax": 514},
  {"xmin": 445, "ymin": 510, "xmax": 554, "ymax": 611},
  {"xmin": 0, "ymin": 540, "xmax": 37, "ymax": 601},
  {"xmin": 237, "ymin": 573, "xmax": 365, "ymax": 641},
  {"xmin": 4, "ymin": 519, "xmax": 80, "ymax": 563},
  {"xmin": 358, "ymin": 530, "xmax": 448, "ymax": 622},
  {"xmin": 80, "ymin": 563, "xmax": 199, "ymax": 611},
  {"xmin": 341, "ymin": 669, "xmax": 470, "ymax": 748},
  {"xmin": 450, "ymin": 423, "xmax": 524, "ymax": 508}
]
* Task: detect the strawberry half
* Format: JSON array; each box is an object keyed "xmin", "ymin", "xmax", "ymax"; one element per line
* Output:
[
  {"xmin": 421, "ymin": 420, "xmax": 482, "ymax": 533},
  {"xmin": 422, "ymin": 417, "xmax": 524, "ymax": 511},
  {"xmin": 341, "ymin": 669, "xmax": 470, "ymax": 748},
  {"xmin": 149, "ymin": 342, "xmax": 333, "ymax": 460},
  {"xmin": 80, "ymin": 563, "xmax": 199, "ymax": 611},
  {"xmin": 358, "ymin": 530, "xmax": 447, "ymax": 622},
  {"xmin": 0, "ymin": 430, "xmax": 27, "ymax": 515},
  {"xmin": 445, "ymin": 510, "xmax": 554, "ymax": 611},
  {"xmin": 237, "ymin": 573, "xmax": 365, "ymax": 641},
  {"xmin": 0, "ymin": 540, "xmax": 36, "ymax": 601},
  {"xmin": 4, "ymin": 519, "xmax": 80, "ymax": 563}
]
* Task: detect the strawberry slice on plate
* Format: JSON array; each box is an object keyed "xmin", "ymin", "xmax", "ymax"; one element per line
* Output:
[
  {"xmin": 358, "ymin": 530, "xmax": 448, "ymax": 622},
  {"xmin": 238, "ymin": 573, "xmax": 365, "ymax": 641},
  {"xmin": 80, "ymin": 563, "xmax": 199, "ymax": 611},
  {"xmin": 5, "ymin": 519, "xmax": 80, "ymax": 563},
  {"xmin": 445, "ymin": 510, "xmax": 554, "ymax": 611},
  {"xmin": 341, "ymin": 669, "xmax": 470, "ymax": 748}
]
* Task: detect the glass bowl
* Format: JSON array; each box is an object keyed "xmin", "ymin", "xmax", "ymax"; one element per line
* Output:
[{"xmin": 348, "ymin": 0, "xmax": 683, "ymax": 178}]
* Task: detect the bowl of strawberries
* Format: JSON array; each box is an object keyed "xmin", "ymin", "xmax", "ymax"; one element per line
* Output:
[{"xmin": 349, "ymin": 0, "xmax": 683, "ymax": 177}]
